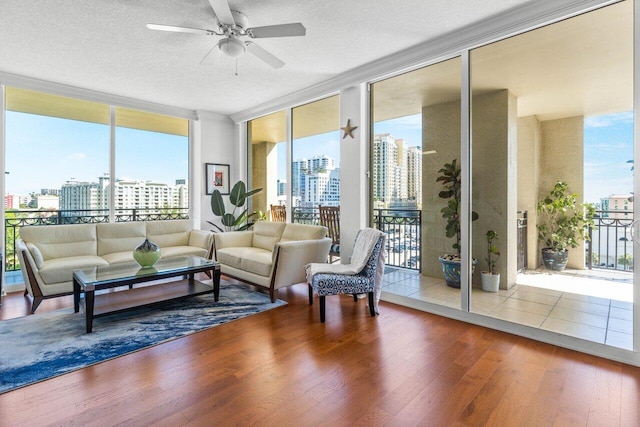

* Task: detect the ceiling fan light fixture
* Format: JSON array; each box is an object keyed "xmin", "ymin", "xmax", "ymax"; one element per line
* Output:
[{"xmin": 219, "ymin": 37, "xmax": 246, "ymax": 57}]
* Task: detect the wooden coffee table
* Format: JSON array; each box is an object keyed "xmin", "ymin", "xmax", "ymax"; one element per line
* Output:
[{"xmin": 73, "ymin": 256, "xmax": 220, "ymax": 333}]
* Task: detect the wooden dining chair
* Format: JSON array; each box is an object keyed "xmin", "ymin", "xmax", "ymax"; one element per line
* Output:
[
  {"xmin": 319, "ymin": 205, "xmax": 340, "ymax": 262},
  {"xmin": 270, "ymin": 204, "xmax": 286, "ymax": 222}
]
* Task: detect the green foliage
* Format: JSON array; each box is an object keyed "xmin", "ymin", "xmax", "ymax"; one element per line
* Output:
[
  {"xmin": 436, "ymin": 159, "xmax": 478, "ymax": 256},
  {"xmin": 618, "ymin": 253, "xmax": 633, "ymax": 268},
  {"xmin": 485, "ymin": 230, "xmax": 500, "ymax": 275},
  {"xmin": 536, "ymin": 181, "xmax": 595, "ymax": 252},
  {"xmin": 208, "ymin": 180, "xmax": 263, "ymax": 232}
]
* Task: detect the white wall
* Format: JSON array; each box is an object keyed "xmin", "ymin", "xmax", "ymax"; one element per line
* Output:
[{"xmin": 195, "ymin": 111, "xmax": 237, "ymax": 231}]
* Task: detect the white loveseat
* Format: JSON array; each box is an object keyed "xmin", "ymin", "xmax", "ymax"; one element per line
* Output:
[
  {"xmin": 213, "ymin": 221, "xmax": 331, "ymax": 302},
  {"xmin": 16, "ymin": 220, "xmax": 214, "ymax": 313}
]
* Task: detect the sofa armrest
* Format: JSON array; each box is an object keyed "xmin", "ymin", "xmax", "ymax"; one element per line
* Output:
[
  {"xmin": 272, "ymin": 237, "xmax": 331, "ymax": 290},
  {"xmin": 15, "ymin": 239, "xmax": 39, "ymax": 297},
  {"xmin": 188, "ymin": 229, "xmax": 215, "ymax": 256}
]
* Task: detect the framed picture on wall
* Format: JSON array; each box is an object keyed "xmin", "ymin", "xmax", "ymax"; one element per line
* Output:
[{"xmin": 205, "ymin": 163, "xmax": 230, "ymax": 195}]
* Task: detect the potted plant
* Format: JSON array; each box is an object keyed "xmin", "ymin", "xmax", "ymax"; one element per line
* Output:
[
  {"xmin": 536, "ymin": 181, "xmax": 595, "ymax": 271},
  {"xmin": 208, "ymin": 180, "xmax": 263, "ymax": 232},
  {"xmin": 436, "ymin": 159, "xmax": 478, "ymax": 288},
  {"xmin": 481, "ymin": 230, "xmax": 500, "ymax": 292}
]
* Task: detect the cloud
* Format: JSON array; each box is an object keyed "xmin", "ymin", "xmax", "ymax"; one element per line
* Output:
[
  {"xmin": 585, "ymin": 111, "xmax": 633, "ymax": 128},
  {"xmin": 67, "ymin": 152, "xmax": 87, "ymax": 160}
]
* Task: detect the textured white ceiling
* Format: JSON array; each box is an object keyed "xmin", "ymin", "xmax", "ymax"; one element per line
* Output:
[{"xmin": 0, "ymin": 0, "xmax": 533, "ymax": 116}]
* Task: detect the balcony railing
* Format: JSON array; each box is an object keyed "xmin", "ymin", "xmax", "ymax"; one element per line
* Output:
[
  {"xmin": 3, "ymin": 208, "xmax": 189, "ymax": 271},
  {"xmin": 5, "ymin": 207, "xmax": 625, "ymax": 274},
  {"xmin": 587, "ymin": 210, "xmax": 634, "ymax": 271},
  {"xmin": 292, "ymin": 207, "xmax": 421, "ymax": 270}
]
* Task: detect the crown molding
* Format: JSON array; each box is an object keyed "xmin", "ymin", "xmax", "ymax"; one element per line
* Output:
[
  {"xmin": 0, "ymin": 71, "xmax": 198, "ymax": 120},
  {"xmin": 196, "ymin": 110, "xmax": 233, "ymax": 122},
  {"xmin": 230, "ymin": 0, "xmax": 616, "ymax": 123}
]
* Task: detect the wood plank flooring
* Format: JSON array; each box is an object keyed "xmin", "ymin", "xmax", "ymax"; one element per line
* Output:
[{"xmin": 1, "ymin": 278, "xmax": 639, "ymax": 426}]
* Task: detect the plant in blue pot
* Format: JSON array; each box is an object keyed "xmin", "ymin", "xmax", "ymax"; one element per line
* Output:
[{"xmin": 436, "ymin": 159, "xmax": 478, "ymax": 288}]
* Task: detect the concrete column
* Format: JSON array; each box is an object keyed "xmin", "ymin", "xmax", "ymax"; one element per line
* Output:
[
  {"xmin": 540, "ymin": 116, "xmax": 585, "ymax": 269},
  {"xmin": 339, "ymin": 84, "xmax": 369, "ymax": 262}
]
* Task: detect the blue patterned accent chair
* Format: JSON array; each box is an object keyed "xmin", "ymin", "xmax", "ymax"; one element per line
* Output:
[{"xmin": 308, "ymin": 233, "xmax": 384, "ymax": 322}]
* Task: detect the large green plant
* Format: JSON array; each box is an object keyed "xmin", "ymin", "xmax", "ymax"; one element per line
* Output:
[
  {"xmin": 436, "ymin": 159, "xmax": 479, "ymax": 257},
  {"xmin": 208, "ymin": 180, "xmax": 263, "ymax": 232},
  {"xmin": 537, "ymin": 181, "xmax": 595, "ymax": 252}
]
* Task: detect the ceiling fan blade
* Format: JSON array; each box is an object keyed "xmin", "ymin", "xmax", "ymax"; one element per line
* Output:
[
  {"xmin": 208, "ymin": 0, "xmax": 235, "ymax": 26},
  {"xmin": 246, "ymin": 42, "xmax": 284, "ymax": 69},
  {"xmin": 200, "ymin": 41, "xmax": 222, "ymax": 65},
  {"xmin": 247, "ymin": 23, "xmax": 306, "ymax": 38},
  {"xmin": 146, "ymin": 23, "xmax": 214, "ymax": 35}
]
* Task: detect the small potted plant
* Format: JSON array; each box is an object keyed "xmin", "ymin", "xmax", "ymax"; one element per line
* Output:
[
  {"xmin": 481, "ymin": 230, "xmax": 500, "ymax": 292},
  {"xmin": 436, "ymin": 159, "xmax": 478, "ymax": 288},
  {"xmin": 537, "ymin": 181, "xmax": 595, "ymax": 271}
]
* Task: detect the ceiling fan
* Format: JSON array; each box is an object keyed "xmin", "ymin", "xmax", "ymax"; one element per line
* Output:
[{"xmin": 146, "ymin": 0, "xmax": 306, "ymax": 69}]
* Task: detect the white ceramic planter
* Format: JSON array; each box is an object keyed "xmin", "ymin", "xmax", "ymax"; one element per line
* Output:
[{"xmin": 481, "ymin": 271, "xmax": 500, "ymax": 292}]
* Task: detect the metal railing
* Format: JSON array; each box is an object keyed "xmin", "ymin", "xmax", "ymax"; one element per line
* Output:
[
  {"xmin": 292, "ymin": 207, "xmax": 421, "ymax": 270},
  {"xmin": 3, "ymin": 208, "xmax": 189, "ymax": 271},
  {"xmin": 587, "ymin": 210, "xmax": 634, "ymax": 271}
]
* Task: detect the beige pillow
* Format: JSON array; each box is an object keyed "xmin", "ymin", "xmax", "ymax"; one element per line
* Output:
[{"xmin": 26, "ymin": 242, "xmax": 45, "ymax": 269}]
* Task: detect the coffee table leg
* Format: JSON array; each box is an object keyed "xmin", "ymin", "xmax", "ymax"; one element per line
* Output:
[
  {"xmin": 85, "ymin": 290, "xmax": 95, "ymax": 333},
  {"xmin": 213, "ymin": 268, "xmax": 221, "ymax": 302},
  {"xmin": 73, "ymin": 277, "xmax": 80, "ymax": 313}
]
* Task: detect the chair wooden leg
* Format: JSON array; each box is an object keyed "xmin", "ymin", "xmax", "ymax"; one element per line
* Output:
[
  {"xmin": 368, "ymin": 292, "xmax": 376, "ymax": 317},
  {"xmin": 269, "ymin": 288, "xmax": 276, "ymax": 303},
  {"xmin": 353, "ymin": 293, "xmax": 358, "ymax": 301},
  {"xmin": 319, "ymin": 296, "xmax": 326, "ymax": 323},
  {"xmin": 24, "ymin": 288, "xmax": 29, "ymax": 296},
  {"xmin": 308, "ymin": 285, "xmax": 313, "ymax": 305}
]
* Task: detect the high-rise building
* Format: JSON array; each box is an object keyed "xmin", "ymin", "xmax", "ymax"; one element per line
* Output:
[
  {"xmin": 373, "ymin": 133, "xmax": 422, "ymax": 208},
  {"xmin": 60, "ymin": 175, "xmax": 188, "ymax": 213}
]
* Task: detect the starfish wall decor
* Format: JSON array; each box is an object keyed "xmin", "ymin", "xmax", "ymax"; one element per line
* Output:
[{"xmin": 340, "ymin": 119, "xmax": 358, "ymax": 139}]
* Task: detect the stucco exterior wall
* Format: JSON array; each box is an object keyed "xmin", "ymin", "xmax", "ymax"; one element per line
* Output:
[
  {"xmin": 517, "ymin": 115, "xmax": 542, "ymax": 270},
  {"xmin": 251, "ymin": 141, "xmax": 278, "ymax": 216},
  {"xmin": 472, "ymin": 90, "xmax": 518, "ymax": 289},
  {"xmin": 539, "ymin": 116, "xmax": 585, "ymax": 269},
  {"xmin": 422, "ymin": 99, "xmax": 461, "ymax": 279}
]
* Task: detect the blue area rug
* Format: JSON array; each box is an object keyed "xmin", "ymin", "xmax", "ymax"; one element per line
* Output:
[{"xmin": 0, "ymin": 283, "xmax": 286, "ymax": 394}]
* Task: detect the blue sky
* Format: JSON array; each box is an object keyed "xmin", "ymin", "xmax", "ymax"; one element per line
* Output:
[
  {"xmin": 5, "ymin": 112, "xmax": 188, "ymax": 195},
  {"xmin": 583, "ymin": 111, "xmax": 634, "ymax": 203},
  {"xmin": 5, "ymin": 110, "xmax": 634, "ymax": 205}
]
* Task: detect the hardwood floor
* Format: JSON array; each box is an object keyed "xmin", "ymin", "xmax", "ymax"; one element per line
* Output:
[{"xmin": 1, "ymin": 279, "xmax": 639, "ymax": 426}]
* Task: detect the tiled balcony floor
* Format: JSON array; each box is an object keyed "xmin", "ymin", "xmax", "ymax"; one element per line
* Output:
[{"xmin": 381, "ymin": 267, "xmax": 634, "ymax": 350}]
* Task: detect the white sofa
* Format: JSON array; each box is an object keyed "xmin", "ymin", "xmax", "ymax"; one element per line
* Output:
[
  {"xmin": 16, "ymin": 220, "xmax": 214, "ymax": 313},
  {"xmin": 213, "ymin": 221, "xmax": 331, "ymax": 302}
]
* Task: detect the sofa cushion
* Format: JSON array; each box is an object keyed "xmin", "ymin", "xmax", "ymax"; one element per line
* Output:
[
  {"xmin": 96, "ymin": 222, "xmax": 147, "ymax": 256},
  {"xmin": 19, "ymin": 224, "xmax": 98, "ymax": 260},
  {"xmin": 217, "ymin": 247, "xmax": 273, "ymax": 277},
  {"xmin": 101, "ymin": 251, "xmax": 135, "ymax": 265},
  {"xmin": 281, "ymin": 223, "xmax": 328, "ymax": 242},
  {"xmin": 252, "ymin": 221, "xmax": 286, "ymax": 251},
  {"xmin": 39, "ymin": 256, "xmax": 109, "ymax": 284},
  {"xmin": 146, "ymin": 220, "xmax": 190, "ymax": 248},
  {"xmin": 160, "ymin": 246, "xmax": 208, "ymax": 259}
]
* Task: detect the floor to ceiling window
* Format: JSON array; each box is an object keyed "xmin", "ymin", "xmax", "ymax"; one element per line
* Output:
[
  {"xmin": 469, "ymin": 0, "xmax": 633, "ymax": 349},
  {"xmin": 247, "ymin": 109, "xmax": 286, "ymax": 221},
  {"xmin": 248, "ymin": 95, "xmax": 340, "ymax": 224},
  {"xmin": 114, "ymin": 107, "xmax": 189, "ymax": 220},
  {"xmin": 371, "ymin": 57, "xmax": 462, "ymax": 308},
  {"xmin": 3, "ymin": 87, "xmax": 190, "ymax": 275},
  {"xmin": 291, "ymin": 95, "xmax": 340, "ymax": 214}
]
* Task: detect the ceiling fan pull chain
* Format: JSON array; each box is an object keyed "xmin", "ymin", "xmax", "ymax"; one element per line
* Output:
[{"xmin": 235, "ymin": 58, "xmax": 239, "ymax": 76}]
